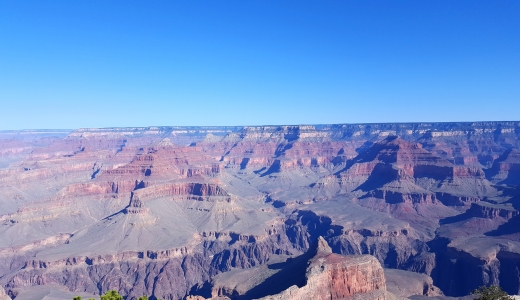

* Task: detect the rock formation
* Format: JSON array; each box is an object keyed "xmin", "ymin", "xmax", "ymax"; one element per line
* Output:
[
  {"xmin": 384, "ymin": 269, "xmax": 442, "ymax": 298},
  {"xmin": 0, "ymin": 287, "xmax": 9, "ymax": 300},
  {"xmin": 205, "ymin": 237, "xmax": 389, "ymax": 300},
  {"xmin": 258, "ymin": 237, "xmax": 388, "ymax": 300}
]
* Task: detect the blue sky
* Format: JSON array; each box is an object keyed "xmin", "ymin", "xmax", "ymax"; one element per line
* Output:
[{"xmin": 0, "ymin": 1, "xmax": 519, "ymax": 129}]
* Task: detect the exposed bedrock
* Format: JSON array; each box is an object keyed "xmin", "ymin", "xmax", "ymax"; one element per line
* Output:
[
  {"xmin": 486, "ymin": 149, "xmax": 520, "ymax": 185},
  {"xmin": 3, "ymin": 211, "xmax": 426, "ymax": 299},
  {"xmin": 425, "ymin": 237, "xmax": 520, "ymax": 297},
  {"xmin": 284, "ymin": 210, "xmax": 427, "ymax": 270},
  {"xmin": 429, "ymin": 245, "xmax": 499, "ymax": 297},
  {"xmin": 51, "ymin": 181, "xmax": 232, "ymax": 204},
  {"xmin": 208, "ymin": 237, "xmax": 388, "ymax": 300},
  {"xmin": 467, "ymin": 202, "xmax": 520, "ymax": 220},
  {"xmin": 384, "ymin": 268, "xmax": 442, "ymax": 298},
  {"xmin": 7, "ymin": 254, "xmax": 212, "ymax": 300},
  {"xmin": 496, "ymin": 251, "xmax": 520, "ymax": 294},
  {"xmin": 4, "ymin": 231, "xmax": 297, "ymax": 300},
  {"xmin": 0, "ymin": 287, "xmax": 9, "ymax": 300},
  {"xmin": 365, "ymin": 190, "xmax": 437, "ymax": 205},
  {"xmin": 205, "ymin": 233, "xmax": 296, "ymax": 272},
  {"xmin": 281, "ymin": 208, "xmax": 520, "ymax": 298},
  {"xmin": 52, "ymin": 180, "xmax": 138, "ymax": 199},
  {"xmin": 131, "ymin": 182, "xmax": 231, "ymax": 202},
  {"xmin": 435, "ymin": 192, "xmax": 481, "ymax": 206},
  {"xmin": 259, "ymin": 247, "xmax": 387, "ymax": 299}
]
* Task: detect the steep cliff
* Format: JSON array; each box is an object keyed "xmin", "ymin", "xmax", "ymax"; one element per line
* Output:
[
  {"xmin": 207, "ymin": 237, "xmax": 389, "ymax": 300},
  {"xmin": 260, "ymin": 239, "xmax": 387, "ymax": 300}
]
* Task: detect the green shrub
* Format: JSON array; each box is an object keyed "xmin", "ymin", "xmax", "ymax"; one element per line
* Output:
[
  {"xmin": 73, "ymin": 291, "xmax": 159, "ymax": 300},
  {"xmin": 472, "ymin": 285, "xmax": 513, "ymax": 300},
  {"xmin": 100, "ymin": 290, "xmax": 123, "ymax": 300}
]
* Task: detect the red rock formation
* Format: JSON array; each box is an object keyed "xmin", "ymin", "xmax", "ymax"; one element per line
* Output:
[
  {"xmin": 208, "ymin": 237, "xmax": 388, "ymax": 300},
  {"xmin": 289, "ymin": 238, "xmax": 386, "ymax": 300},
  {"xmin": 131, "ymin": 182, "xmax": 230, "ymax": 202}
]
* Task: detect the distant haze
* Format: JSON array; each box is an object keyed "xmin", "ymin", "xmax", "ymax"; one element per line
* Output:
[{"xmin": 0, "ymin": 1, "xmax": 519, "ymax": 130}]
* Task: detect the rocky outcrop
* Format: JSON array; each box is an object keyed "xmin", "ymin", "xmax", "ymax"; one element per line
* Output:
[
  {"xmin": 467, "ymin": 202, "xmax": 519, "ymax": 220},
  {"xmin": 207, "ymin": 237, "xmax": 388, "ymax": 300},
  {"xmin": 384, "ymin": 268, "xmax": 442, "ymax": 298},
  {"xmin": 486, "ymin": 149, "xmax": 520, "ymax": 185},
  {"xmin": 366, "ymin": 190, "xmax": 437, "ymax": 205},
  {"xmin": 435, "ymin": 193, "xmax": 480, "ymax": 206},
  {"xmin": 258, "ymin": 255, "xmax": 387, "ymax": 299},
  {"xmin": 0, "ymin": 286, "xmax": 9, "ymax": 300},
  {"xmin": 131, "ymin": 182, "xmax": 231, "ymax": 202},
  {"xmin": 268, "ymin": 239, "xmax": 386, "ymax": 300}
]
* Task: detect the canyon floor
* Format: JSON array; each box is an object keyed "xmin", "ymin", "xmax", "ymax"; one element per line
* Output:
[{"xmin": 0, "ymin": 122, "xmax": 519, "ymax": 300}]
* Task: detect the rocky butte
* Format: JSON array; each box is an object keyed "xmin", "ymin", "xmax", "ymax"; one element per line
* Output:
[{"xmin": 0, "ymin": 122, "xmax": 519, "ymax": 299}]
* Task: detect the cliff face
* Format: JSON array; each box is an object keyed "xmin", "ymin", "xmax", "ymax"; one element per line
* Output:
[
  {"xmin": 384, "ymin": 268, "xmax": 442, "ymax": 298},
  {"xmin": 0, "ymin": 122, "xmax": 520, "ymax": 299},
  {"xmin": 208, "ymin": 237, "xmax": 388, "ymax": 300},
  {"xmin": 264, "ymin": 253, "xmax": 387, "ymax": 300}
]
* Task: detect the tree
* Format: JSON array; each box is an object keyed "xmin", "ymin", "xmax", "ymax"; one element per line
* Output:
[
  {"xmin": 472, "ymin": 285, "xmax": 513, "ymax": 300},
  {"xmin": 100, "ymin": 290, "xmax": 123, "ymax": 300}
]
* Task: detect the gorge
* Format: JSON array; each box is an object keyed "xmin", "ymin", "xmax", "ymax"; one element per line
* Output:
[{"xmin": 0, "ymin": 122, "xmax": 519, "ymax": 299}]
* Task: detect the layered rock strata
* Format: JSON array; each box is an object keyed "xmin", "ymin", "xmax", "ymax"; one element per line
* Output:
[
  {"xmin": 0, "ymin": 122, "xmax": 519, "ymax": 299},
  {"xmin": 207, "ymin": 237, "xmax": 389, "ymax": 300},
  {"xmin": 259, "ymin": 237, "xmax": 387, "ymax": 300}
]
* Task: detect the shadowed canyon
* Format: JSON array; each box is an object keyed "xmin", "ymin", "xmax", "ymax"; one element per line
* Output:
[{"xmin": 1, "ymin": 122, "xmax": 520, "ymax": 299}]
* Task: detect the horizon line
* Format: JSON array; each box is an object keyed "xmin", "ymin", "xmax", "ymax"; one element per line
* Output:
[{"xmin": 1, "ymin": 120, "xmax": 520, "ymax": 132}]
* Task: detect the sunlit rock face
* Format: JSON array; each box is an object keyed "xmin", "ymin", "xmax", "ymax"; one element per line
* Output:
[
  {"xmin": 0, "ymin": 122, "xmax": 520, "ymax": 299},
  {"xmin": 256, "ymin": 237, "xmax": 388, "ymax": 300},
  {"xmin": 208, "ymin": 237, "xmax": 388, "ymax": 300}
]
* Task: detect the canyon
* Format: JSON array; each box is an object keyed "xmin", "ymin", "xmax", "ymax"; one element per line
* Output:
[{"xmin": 0, "ymin": 122, "xmax": 519, "ymax": 299}]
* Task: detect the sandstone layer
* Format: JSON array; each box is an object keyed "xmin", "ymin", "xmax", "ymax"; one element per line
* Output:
[{"xmin": 206, "ymin": 237, "xmax": 389, "ymax": 300}]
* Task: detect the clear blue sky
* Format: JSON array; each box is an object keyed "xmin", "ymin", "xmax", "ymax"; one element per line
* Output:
[{"xmin": 0, "ymin": 1, "xmax": 519, "ymax": 130}]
